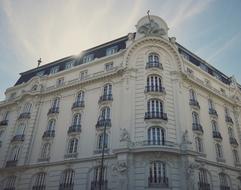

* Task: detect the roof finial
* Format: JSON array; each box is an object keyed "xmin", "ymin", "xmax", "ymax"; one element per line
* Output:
[
  {"xmin": 37, "ymin": 58, "xmax": 42, "ymax": 67},
  {"xmin": 147, "ymin": 10, "xmax": 151, "ymax": 23}
]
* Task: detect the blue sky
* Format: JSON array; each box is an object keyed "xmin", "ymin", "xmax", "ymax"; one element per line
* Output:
[{"xmin": 0, "ymin": 0, "xmax": 241, "ymax": 99}]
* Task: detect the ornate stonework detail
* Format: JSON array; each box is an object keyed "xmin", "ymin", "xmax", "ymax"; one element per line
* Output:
[
  {"xmin": 186, "ymin": 161, "xmax": 201, "ymax": 190},
  {"xmin": 138, "ymin": 19, "xmax": 166, "ymax": 37},
  {"xmin": 182, "ymin": 130, "xmax": 192, "ymax": 145},
  {"xmin": 120, "ymin": 128, "xmax": 130, "ymax": 142},
  {"xmin": 112, "ymin": 161, "xmax": 128, "ymax": 174}
]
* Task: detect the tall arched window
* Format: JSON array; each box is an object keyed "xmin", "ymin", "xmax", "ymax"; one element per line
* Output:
[
  {"xmin": 8, "ymin": 145, "xmax": 20, "ymax": 161},
  {"xmin": 198, "ymin": 169, "xmax": 210, "ymax": 188},
  {"xmin": 98, "ymin": 133, "xmax": 108, "ymax": 149},
  {"xmin": 91, "ymin": 166, "xmax": 107, "ymax": 189},
  {"xmin": 76, "ymin": 91, "xmax": 84, "ymax": 103},
  {"xmin": 195, "ymin": 137, "xmax": 203, "ymax": 153},
  {"xmin": 40, "ymin": 143, "xmax": 51, "ymax": 159},
  {"xmin": 59, "ymin": 169, "xmax": 75, "ymax": 188},
  {"xmin": 149, "ymin": 161, "xmax": 168, "ymax": 187},
  {"xmin": 100, "ymin": 107, "xmax": 110, "ymax": 120},
  {"xmin": 219, "ymin": 173, "xmax": 230, "ymax": 188},
  {"xmin": 47, "ymin": 119, "xmax": 56, "ymax": 131},
  {"xmin": 3, "ymin": 176, "xmax": 16, "ymax": 190},
  {"xmin": 147, "ymin": 99, "xmax": 163, "ymax": 115},
  {"xmin": 67, "ymin": 138, "xmax": 78, "ymax": 154},
  {"xmin": 192, "ymin": 112, "xmax": 200, "ymax": 124},
  {"xmin": 148, "ymin": 127, "xmax": 165, "ymax": 145},
  {"xmin": 215, "ymin": 143, "xmax": 223, "ymax": 158},
  {"xmin": 52, "ymin": 97, "xmax": 60, "ymax": 109},
  {"xmin": 72, "ymin": 113, "xmax": 81, "ymax": 126},
  {"xmin": 32, "ymin": 172, "xmax": 46, "ymax": 189},
  {"xmin": 103, "ymin": 84, "xmax": 112, "ymax": 96},
  {"xmin": 146, "ymin": 75, "xmax": 162, "ymax": 92},
  {"xmin": 189, "ymin": 89, "xmax": 196, "ymax": 100},
  {"xmin": 15, "ymin": 123, "xmax": 26, "ymax": 135},
  {"xmin": 148, "ymin": 53, "xmax": 160, "ymax": 63}
]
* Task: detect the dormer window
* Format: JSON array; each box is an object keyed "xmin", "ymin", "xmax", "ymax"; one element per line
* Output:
[
  {"xmin": 65, "ymin": 61, "xmax": 74, "ymax": 69},
  {"xmin": 50, "ymin": 66, "xmax": 59, "ymax": 75},
  {"xmin": 36, "ymin": 71, "xmax": 44, "ymax": 76},
  {"xmin": 83, "ymin": 54, "xmax": 94, "ymax": 63},
  {"xmin": 106, "ymin": 46, "xmax": 118, "ymax": 56}
]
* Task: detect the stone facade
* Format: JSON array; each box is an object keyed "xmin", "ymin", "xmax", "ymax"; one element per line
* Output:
[{"xmin": 0, "ymin": 15, "xmax": 241, "ymax": 190}]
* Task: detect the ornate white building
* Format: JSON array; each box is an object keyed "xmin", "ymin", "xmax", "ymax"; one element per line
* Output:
[{"xmin": 0, "ymin": 15, "xmax": 241, "ymax": 190}]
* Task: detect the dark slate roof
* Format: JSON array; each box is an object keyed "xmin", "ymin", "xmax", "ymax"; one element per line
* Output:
[{"xmin": 15, "ymin": 34, "xmax": 232, "ymax": 87}]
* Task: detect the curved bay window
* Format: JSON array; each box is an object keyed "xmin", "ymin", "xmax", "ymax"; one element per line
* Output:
[
  {"xmin": 146, "ymin": 53, "xmax": 162, "ymax": 69},
  {"xmin": 145, "ymin": 99, "xmax": 167, "ymax": 120},
  {"xmin": 146, "ymin": 75, "xmax": 165, "ymax": 93},
  {"xmin": 32, "ymin": 172, "xmax": 46, "ymax": 190},
  {"xmin": 59, "ymin": 169, "xmax": 75, "ymax": 190},
  {"xmin": 198, "ymin": 169, "xmax": 210, "ymax": 190},
  {"xmin": 219, "ymin": 173, "xmax": 230, "ymax": 190},
  {"xmin": 72, "ymin": 91, "xmax": 85, "ymax": 109},
  {"xmin": 148, "ymin": 161, "xmax": 168, "ymax": 188},
  {"xmin": 147, "ymin": 127, "xmax": 165, "ymax": 145},
  {"xmin": 96, "ymin": 107, "xmax": 111, "ymax": 128}
]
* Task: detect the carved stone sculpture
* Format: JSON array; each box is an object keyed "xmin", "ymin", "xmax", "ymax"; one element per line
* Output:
[
  {"xmin": 120, "ymin": 128, "xmax": 130, "ymax": 142},
  {"xmin": 138, "ymin": 19, "xmax": 166, "ymax": 36}
]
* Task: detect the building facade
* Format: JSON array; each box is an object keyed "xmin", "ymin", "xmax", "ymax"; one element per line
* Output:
[{"xmin": 0, "ymin": 15, "xmax": 241, "ymax": 190}]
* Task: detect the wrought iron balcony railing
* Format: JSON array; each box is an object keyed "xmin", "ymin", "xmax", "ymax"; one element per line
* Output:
[
  {"xmin": 18, "ymin": 112, "xmax": 31, "ymax": 120},
  {"xmin": 47, "ymin": 107, "xmax": 59, "ymax": 115},
  {"xmin": 212, "ymin": 131, "xmax": 222, "ymax": 140},
  {"xmin": 91, "ymin": 180, "xmax": 108, "ymax": 190},
  {"xmin": 67, "ymin": 125, "xmax": 81, "ymax": 134},
  {"xmin": 145, "ymin": 86, "xmax": 165, "ymax": 93},
  {"xmin": 148, "ymin": 177, "xmax": 168, "ymax": 188},
  {"xmin": 209, "ymin": 108, "xmax": 218, "ymax": 117},
  {"xmin": 72, "ymin": 101, "xmax": 84, "ymax": 109},
  {"xmin": 144, "ymin": 112, "xmax": 168, "ymax": 121},
  {"xmin": 42, "ymin": 130, "xmax": 55, "ymax": 139},
  {"xmin": 98, "ymin": 94, "xmax": 113, "ymax": 104},
  {"xmin": 192, "ymin": 123, "xmax": 204, "ymax": 134},
  {"xmin": 5, "ymin": 160, "xmax": 17, "ymax": 168},
  {"xmin": 146, "ymin": 61, "xmax": 163, "ymax": 69},
  {"xmin": 58, "ymin": 183, "xmax": 74, "ymax": 190},
  {"xmin": 96, "ymin": 119, "xmax": 111, "ymax": 128},
  {"xmin": 11, "ymin": 134, "xmax": 25, "ymax": 142},
  {"xmin": 189, "ymin": 99, "xmax": 200, "ymax": 109}
]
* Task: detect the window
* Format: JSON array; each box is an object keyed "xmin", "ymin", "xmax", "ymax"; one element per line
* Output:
[
  {"xmin": 208, "ymin": 99, "xmax": 214, "ymax": 110},
  {"xmin": 198, "ymin": 169, "xmax": 209, "ymax": 187},
  {"xmin": 3, "ymin": 176, "xmax": 16, "ymax": 190},
  {"xmin": 211, "ymin": 120, "xmax": 218, "ymax": 132},
  {"xmin": 72, "ymin": 113, "xmax": 81, "ymax": 126},
  {"xmin": 233, "ymin": 149, "xmax": 240, "ymax": 163},
  {"xmin": 192, "ymin": 112, "xmax": 200, "ymax": 124},
  {"xmin": 92, "ymin": 166, "xmax": 107, "ymax": 185},
  {"xmin": 65, "ymin": 61, "xmax": 74, "ymax": 69},
  {"xmin": 147, "ymin": 99, "xmax": 163, "ymax": 114},
  {"xmin": 189, "ymin": 89, "xmax": 196, "ymax": 100},
  {"xmin": 76, "ymin": 91, "xmax": 84, "ymax": 102},
  {"xmin": 147, "ymin": 75, "xmax": 162, "ymax": 91},
  {"xmin": 148, "ymin": 53, "xmax": 160, "ymax": 63},
  {"xmin": 36, "ymin": 71, "xmax": 45, "ymax": 76},
  {"xmin": 106, "ymin": 46, "xmax": 118, "ymax": 56},
  {"xmin": 52, "ymin": 97, "xmax": 60, "ymax": 109},
  {"xmin": 47, "ymin": 119, "xmax": 56, "ymax": 131},
  {"xmin": 105, "ymin": 63, "xmax": 113, "ymax": 71},
  {"xmin": 40, "ymin": 143, "xmax": 51, "ymax": 159},
  {"xmin": 15, "ymin": 123, "xmax": 25, "ymax": 135},
  {"xmin": 80, "ymin": 70, "xmax": 88, "ymax": 80},
  {"xmin": 67, "ymin": 138, "xmax": 78, "ymax": 154},
  {"xmin": 219, "ymin": 173, "xmax": 230, "ymax": 188},
  {"xmin": 215, "ymin": 143, "xmax": 223, "ymax": 158},
  {"xmin": 103, "ymin": 84, "xmax": 112, "ymax": 96},
  {"xmin": 98, "ymin": 133, "xmax": 108, "ymax": 149},
  {"xmin": 8, "ymin": 145, "xmax": 20, "ymax": 161},
  {"xmin": 100, "ymin": 107, "xmax": 110, "ymax": 120},
  {"xmin": 83, "ymin": 54, "xmax": 94, "ymax": 63},
  {"xmin": 228, "ymin": 127, "xmax": 234, "ymax": 138},
  {"xmin": 56, "ymin": 78, "xmax": 64, "ymax": 86},
  {"xmin": 224, "ymin": 107, "xmax": 229, "ymax": 116},
  {"xmin": 23, "ymin": 103, "xmax": 32, "ymax": 113},
  {"xmin": 50, "ymin": 66, "xmax": 59, "ymax": 74},
  {"xmin": 195, "ymin": 137, "xmax": 203, "ymax": 153},
  {"xmin": 32, "ymin": 172, "xmax": 46, "ymax": 189},
  {"xmin": 148, "ymin": 127, "xmax": 165, "ymax": 145},
  {"xmin": 149, "ymin": 161, "xmax": 168, "ymax": 187},
  {"xmin": 59, "ymin": 169, "xmax": 75, "ymax": 188}
]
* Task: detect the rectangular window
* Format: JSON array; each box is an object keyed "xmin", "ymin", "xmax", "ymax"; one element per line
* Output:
[
  {"xmin": 83, "ymin": 54, "xmax": 94, "ymax": 63},
  {"xmin": 56, "ymin": 78, "xmax": 64, "ymax": 86},
  {"xmin": 106, "ymin": 46, "xmax": 118, "ymax": 56},
  {"xmin": 105, "ymin": 63, "xmax": 113, "ymax": 71},
  {"xmin": 50, "ymin": 66, "xmax": 59, "ymax": 75},
  {"xmin": 80, "ymin": 70, "xmax": 88, "ymax": 80}
]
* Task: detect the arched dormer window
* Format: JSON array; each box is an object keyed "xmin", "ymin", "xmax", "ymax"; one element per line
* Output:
[
  {"xmin": 59, "ymin": 169, "xmax": 75, "ymax": 189},
  {"xmin": 146, "ymin": 75, "xmax": 164, "ymax": 93},
  {"xmin": 147, "ymin": 127, "xmax": 165, "ymax": 145},
  {"xmin": 146, "ymin": 53, "xmax": 162, "ymax": 69}
]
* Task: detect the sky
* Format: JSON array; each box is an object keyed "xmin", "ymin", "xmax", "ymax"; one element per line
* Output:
[{"xmin": 0, "ymin": 0, "xmax": 241, "ymax": 100}]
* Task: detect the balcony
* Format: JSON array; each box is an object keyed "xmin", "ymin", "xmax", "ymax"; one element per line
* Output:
[
  {"xmin": 220, "ymin": 186, "xmax": 230, "ymax": 190},
  {"xmin": 148, "ymin": 177, "xmax": 168, "ymax": 188},
  {"xmin": 192, "ymin": 123, "xmax": 203, "ymax": 134},
  {"xmin": 98, "ymin": 94, "xmax": 113, "ymax": 104},
  {"xmin": 94, "ymin": 148, "xmax": 109, "ymax": 154},
  {"xmin": 71, "ymin": 101, "xmax": 84, "ymax": 110},
  {"xmin": 145, "ymin": 86, "xmax": 165, "ymax": 95},
  {"xmin": 198, "ymin": 182, "xmax": 211, "ymax": 190},
  {"xmin": 230, "ymin": 137, "xmax": 238, "ymax": 147},
  {"xmin": 47, "ymin": 107, "xmax": 59, "ymax": 115},
  {"xmin": 91, "ymin": 180, "xmax": 108, "ymax": 190},
  {"xmin": 32, "ymin": 185, "xmax": 46, "ymax": 190},
  {"xmin": 189, "ymin": 99, "xmax": 200, "ymax": 109},
  {"xmin": 59, "ymin": 183, "xmax": 74, "ymax": 190},
  {"xmin": 67, "ymin": 125, "xmax": 81, "ymax": 135},
  {"xmin": 96, "ymin": 119, "xmax": 111, "ymax": 129},
  {"xmin": 209, "ymin": 108, "xmax": 218, "ymax": 117},
  {"xmin": 146, "ymin": 61, "xmax": 163, "ymax": 70},
  {"xmin": 0, "ymin": 120, "xmax": 8, "ymax": 126},
  {"xmin": 18, "ymin": 112, "xmax": 31, "ymax": 120},
  {"xmin": 64, "ymin": 152, "xmax": 78, "ymax": 159},
  {"xmin": 42, "ymin": 130, "xmax": 55, "ymax": 139},
  {"xmin": 5, "ymin": 160, "xmax": 17, "ymax": 168},
  {"xmin": 225, "ymin": 116, "xmax": 233, "ymax": 125},
  {"xmin": 11, "ymin": 134, "xmax": 25, "ymax": 142},
  {"xmin": 144, "ymin": 112, "xmax": 168, "ymax": 121},
  {"xmin": 212, "ymin": 131, "xmax": 222, "ymax": 141}
]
